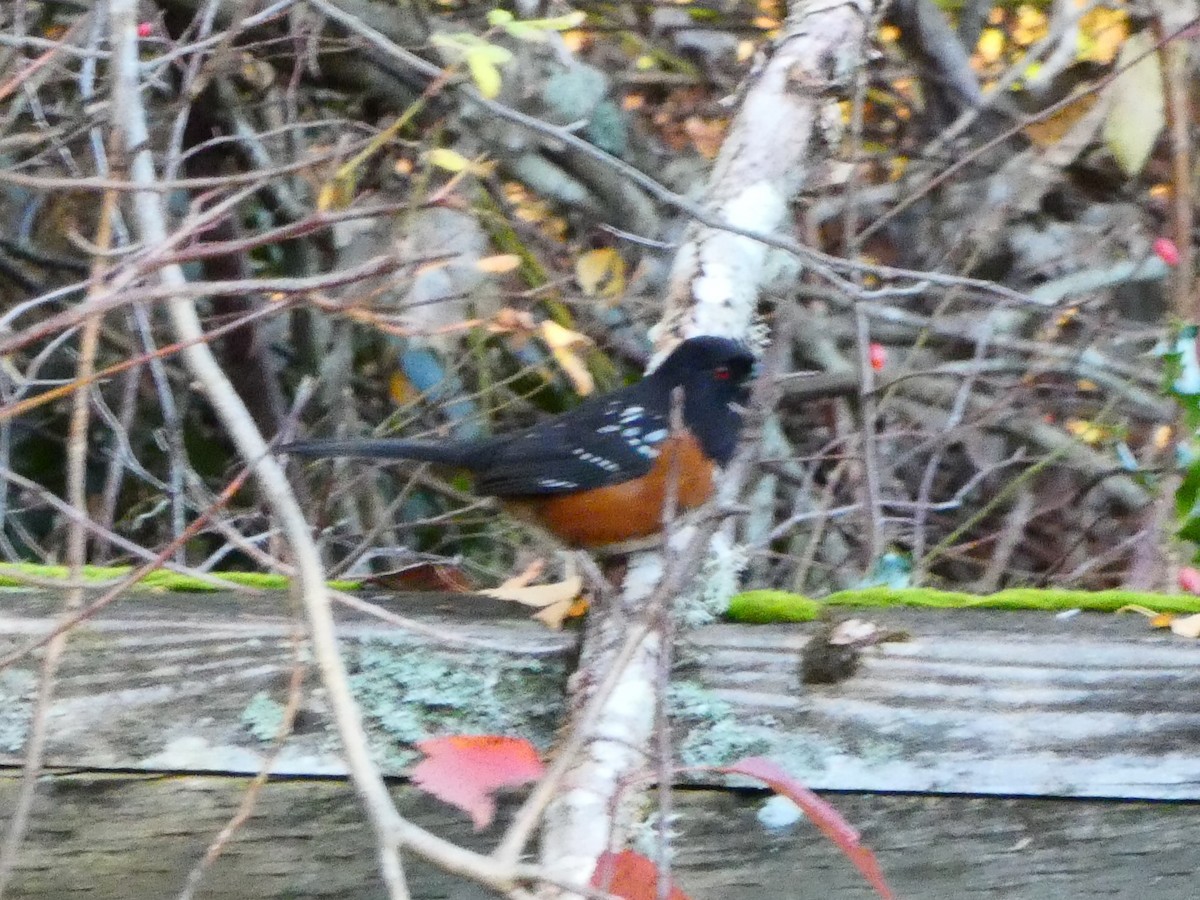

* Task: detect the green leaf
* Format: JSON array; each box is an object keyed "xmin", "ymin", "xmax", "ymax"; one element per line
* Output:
[
  {"xmin": 1179, "ymin": 515, "xmax": 1200, "ymax": 553},
  {"xmin": 1177, "ymin": 458, "xmax": 1200, "ymax": 519}
]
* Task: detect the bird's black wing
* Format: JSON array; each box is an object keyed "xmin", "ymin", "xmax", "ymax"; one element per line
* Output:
[{"xmin": 473, "ymin": 394, "xmax": 672, "ymax": 497}]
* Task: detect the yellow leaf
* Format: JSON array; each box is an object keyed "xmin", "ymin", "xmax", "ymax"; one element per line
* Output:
[
  {"xmin": 1012, "ymin": 6, "xmax": 1047, "ymax": 46},
  {"xmin": 467, "ymin": 53, "xmax": 502, "ymax": 99},
  {"xmin": 1064, "ymin": 418, "xmax": 1107, "ymax": 444},
  {"xmin": 976, "ymin": 28, "xmax": 1005, "ymax": 65},
  {"xmin": 575, "ymin": 248, "xmax": 626, "ymax": 298},
  {"xmin": 540, "ymin": 320, "xmax": 595, "ymax": 396},
  {"xmin": 475, "ymin": 254, "xmax": 521, "ymax": 274},
  {"xmin": 426, "ymin": 148, "xmax": 472, "ymax": 172},
  {"xmin": 540, "ymin": 319, "xmax": 590, "ymax": 351},
  {"xmin": 1077, "ymin": 8, "xmax": 1129, "ymax": 65}
]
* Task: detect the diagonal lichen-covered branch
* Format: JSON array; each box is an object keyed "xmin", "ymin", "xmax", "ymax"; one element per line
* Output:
[
  {"xmin": 533, "ymin": 1, "xmax": 877, "ymax": 893},
  {"xmin": 657, "ymin": 0, "xmax": 874, "ymax": 345}
]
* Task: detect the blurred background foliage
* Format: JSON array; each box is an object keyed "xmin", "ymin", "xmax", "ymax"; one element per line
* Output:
[{"xmin": 0, "ymin": 0, "xmax": 1195, "ymax": 594}]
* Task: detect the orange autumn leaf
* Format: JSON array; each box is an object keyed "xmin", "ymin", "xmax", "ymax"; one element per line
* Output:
[{"xmin": 590, "ymin": 850, "xmax": 691, "ymax": 900}]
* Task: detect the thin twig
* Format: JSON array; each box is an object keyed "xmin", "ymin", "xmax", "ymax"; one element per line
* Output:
[
  {"xmin": 107, "ymin": 4, "xmax": 515, "ymax": 896},
  {"xmin": 176, "ymin": 619, "xmax": 308, "ymax": 900},
  {"xmin": 305, "ymin": 0, "xmax": 1033, "ymax": 307},
  {"xmin": 0, "ymin": 188, "xmax": 112, "ymax": 899}
]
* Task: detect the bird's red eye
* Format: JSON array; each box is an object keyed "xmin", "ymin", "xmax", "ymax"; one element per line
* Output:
[{"xmin": 713, "ymin": 366, "xmax": 731, "ymax": 380}]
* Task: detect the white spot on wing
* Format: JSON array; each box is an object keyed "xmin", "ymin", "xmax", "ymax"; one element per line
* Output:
[{"xmin": 572, "ymin": 447, "xmax": 621, "ymax": 472}]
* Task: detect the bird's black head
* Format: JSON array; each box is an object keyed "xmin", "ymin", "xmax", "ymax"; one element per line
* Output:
[{"xmin": 649, "ymin": 336, "xmax": 756, "ymax": 465}]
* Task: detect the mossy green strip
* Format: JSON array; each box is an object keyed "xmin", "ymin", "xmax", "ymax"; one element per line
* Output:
[
  {"xmin": 728, "ymin": 587, "xmax": 1200, "ymax": 623},
  {"xmin": 0, "ymin": 562, "xmax": 360, "ymax": 593}
]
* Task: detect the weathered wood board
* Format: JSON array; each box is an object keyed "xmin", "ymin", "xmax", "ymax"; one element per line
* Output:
[
  {"xmin": 2, "ymin": 590, "xmax": 1198, "ymax": 799},
  {"xmin": 2, "ymin": 588, "xmax": 1200, "ymax": 898},
  {"xmin": 2, "ymin": 772, "xmax": 1197, "ymax": 900},
  {"xmin": 688, "ymin": 611, "xmax": 1200, "ymax": 799}
]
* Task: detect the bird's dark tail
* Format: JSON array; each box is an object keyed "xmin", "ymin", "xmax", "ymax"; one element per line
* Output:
[{"xmin": 282, "ymin": 438, "xmax": 484, "ymax": 468}]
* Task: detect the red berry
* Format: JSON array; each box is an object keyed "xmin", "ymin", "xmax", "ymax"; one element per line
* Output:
[
  {"xmin": 1178, "ymin": 567, "xmax": 1200, "ymax": 594},
  {"xmin": 868, "ymin": 342, "xmax": 886, "ymax": 371},
  {"xmin": 1154, "ymin": 237, "xmax": 1180, "ymax": 267},
  {"xmin": 137, "ymin": 21, "xmax": 153, "ymax": 38}
]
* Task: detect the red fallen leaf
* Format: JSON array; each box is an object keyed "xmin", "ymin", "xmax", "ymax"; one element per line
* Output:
[
  {"xmin": 721, "ymin": 757, "xmax": 895, "ymax": 900},
  {"xmin": 590, "ymin": 849, "xmax": 691, "ymax": 900},
  {"xmin": 1154, "ymin": 237, "xmax": 1180, "ymax": 267},
  {"xmin": 1179, "ymin": 567, "xmax": 1200, "ymax": 595},
  {"xmin": 362, "ymin": 561, "xmax": 474, "ymax": 592},
  {"xmin": 412, "ymin": 735, "xmax": 544, "ymax": 830},
  {"xmin": 868, "ymin": 342, "xmax": 887, "ymax": 371},
  {"xmin": 137, "ymin": 21, "xmax": 153, "ymax": 37}
]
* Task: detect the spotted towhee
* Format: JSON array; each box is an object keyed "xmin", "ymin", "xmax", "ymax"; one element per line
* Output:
[{"xmin": 285, "ymin": 336, "xmax": 755, "ymax": 547}]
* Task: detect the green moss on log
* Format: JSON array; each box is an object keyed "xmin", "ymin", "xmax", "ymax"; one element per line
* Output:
[{"xmin": 728, "ymin": 587, "xmax": 1200, "ymax": 623}]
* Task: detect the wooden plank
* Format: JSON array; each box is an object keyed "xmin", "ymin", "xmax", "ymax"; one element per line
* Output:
[
  {"xmin": 2, "ymin": 771, "xmax": 1197, "ymax": 899},
  {"xmin": 683, "ymin": 610, "xmax": 1200, "ymax": 799},
  {"xmin": 0, "ymin": 590, "xmax": 574, "ymax": 775},
  {"xmin": 2, "ymin": 592, "xmax": 1199, "ymax": 798}
]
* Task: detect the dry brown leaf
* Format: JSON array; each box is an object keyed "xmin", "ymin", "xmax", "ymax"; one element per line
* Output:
[
  {"xmin": 1024, "ymin": 91, "xmax": 1099, "ymax": 148},
  {"xmin": 493, "ymin": 558, "xmax": 546, "ymax": 591},
  {"xmin": 488, "ymin": 308, "xmax": 538, "ymax": 337},
  {"xmin": 480, "ymin": 557, "xmax": 585, "ymax": 629},
  {"xmin": 480, "ymin": 575, "xmax": 582, "ymax": 609},
  {"xmin": 1169, "ymin": 613, "xmax": 1200, "ymax": 639},
  {"xmin": 475, "ymin": 254, "xmax": 521, "ymax": 274}
]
